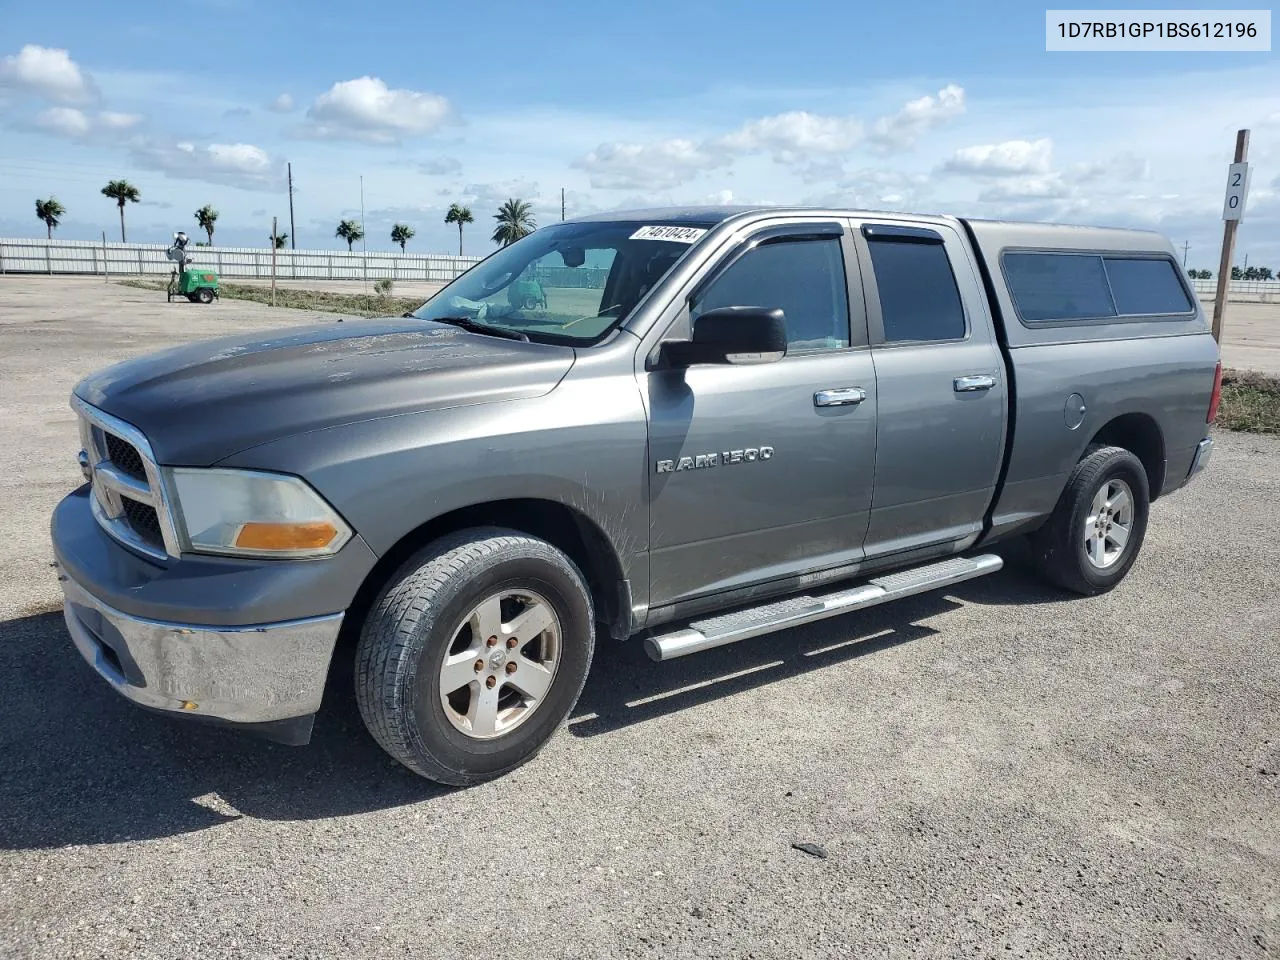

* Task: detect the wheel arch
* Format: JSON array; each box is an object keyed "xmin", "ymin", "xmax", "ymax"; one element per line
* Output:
[
  {"xmin": 341, "ymin": 498, "xmax": 631, "ymax": 652},
  {"xmin": 1086, "ymin": 412, "xmax": 1166, "ymax": 500}
]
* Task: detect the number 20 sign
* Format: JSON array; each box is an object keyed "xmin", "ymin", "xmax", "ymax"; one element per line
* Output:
[{"xmin": 1223, "ymin": 162, "xmax": 1251, "ymax": 221}]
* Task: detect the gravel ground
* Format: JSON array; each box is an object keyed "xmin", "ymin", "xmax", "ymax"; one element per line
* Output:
[{"xmin": 0, "ymin": 277, "xmax": 1276, "ymax": 959}]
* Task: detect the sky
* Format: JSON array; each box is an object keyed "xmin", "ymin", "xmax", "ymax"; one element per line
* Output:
[{"xmin": 1, "ymin": 0, "xmax": 1278, "ymax": 270}]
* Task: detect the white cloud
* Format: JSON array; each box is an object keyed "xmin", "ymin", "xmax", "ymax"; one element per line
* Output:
[
  {"xmin": 267, "ymin": 92, "xmax": 294, "ymax": 113},
  {"xmin": 33, "ymin": 106, "xmax": 141, "ymax": 141},
  {"xmin": 869, "ymin": 83, "xmax": 966, "ymax": 150},
  {"xmin": 97, "ymin": 110, "xmax": 142, "ymax": 130},
  {"xmin": 943, "ymin": 138, "xmax": 1053, "ymax": 176},
  {"xmin": 978, "ymin": 174, "xmax": 1071, "ymax": 202},
  {"xmin": 420, "ymin": 156, "xmax": 462, "ymax": 176},
  {"xmin": 803, "ymin": 167, "xmax": 933, "ymax": 210},
  {"xmin": 1067, "ymin": 152, "xmax": 1150, "ymax": 183},
  {"xmin": 35, "ymin": 106, "xmax": 90, "ymax": 137},
  {"xmin": 299, "ymin": 77, "xmax": 450, "ymax": 143},
  {"xmin": 719, "ymin": 111, "xmax": 862, "ymax": 155},
  {"xmin": 573, "ymin": 138, "xmax": 728, "ymax": 190},
  {"xmin": 571, "ymin": 85, "xmax": 965, "ymax": 192},
  {"xmin": 129, "ymin": 139, "xmax": 282, "ymax": 191},
  {"xmin": 0, "ymin": 44, "xmax": 95, "ymax": 102}
]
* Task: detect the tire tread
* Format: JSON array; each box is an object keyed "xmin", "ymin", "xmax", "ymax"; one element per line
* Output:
[
  {"xmin": 354, "ymin": 527, "xmax": 592, "ymax": 784},
  {"xmin": 1031, "ymin": 444, "xmax": 1149, "ymax": 596}
]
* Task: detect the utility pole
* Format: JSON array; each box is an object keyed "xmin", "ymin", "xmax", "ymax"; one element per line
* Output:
[
  {"xmin": 287, "ymin": 162, "xmax": 297, "ymax": 250},
  {"xmin": 1181, "ymin": 240, "xmax": 1189, "ymax": 267},
  {"xmin": 271, "ymin": 216, "xmax": 278, "ymax": 307},
  {"xmin": 561, "ymin": 187, "xmax": 565, "ymax": 222},
  {"xmin": 359, "ymin": 174, "xmax": 369, "ymax": 312},
  {"xmin": 1212, "ymin": 129, "xmax": 1250, "ymax": 343}
]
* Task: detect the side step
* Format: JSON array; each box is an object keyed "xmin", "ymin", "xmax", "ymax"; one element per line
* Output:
[{"xmin": 643, "ymin": 553, "xmax": 1003, "ymax": 661}]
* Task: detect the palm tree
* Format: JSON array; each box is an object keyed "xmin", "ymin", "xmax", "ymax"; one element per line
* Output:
[
  {"xmin": 490, "ymin": 199, "xmax": 534, "ymax": 247},
  {"xmin": 35, "ymin": 197, "xmax": 65, "ymax": 239},
  {"xmin": 101, "ymin": 179, "xmax": 140, "ymax": 242},
  {"xmin": 445, "ymin": 203, "xmax": 474, "ymax": 255},
  {"xmin": 194, "ymin": 204, "xmax": 218, "ymax": 246},
  {"xmin": 390, "ymin": 223, "xmax": 415, "ymax": 252},
  {"xmin": 335, "ymin": 219, "xmax": 364, "ymax": 252},
  {"xmin": 270, "ymin": 231, "xmax": 289, "ymax": 249}
]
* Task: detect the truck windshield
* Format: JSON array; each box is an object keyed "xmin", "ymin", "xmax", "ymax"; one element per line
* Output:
[{"xmin": 410, "ymin": 221, "xmax": 709, "ymax": 344}]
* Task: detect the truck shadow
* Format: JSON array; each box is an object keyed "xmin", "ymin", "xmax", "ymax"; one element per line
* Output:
[
  {"xmin": 568, "ymin": 551, "xmax": 1069, "ymax": 739},
  {"xmin": 0, "ymin": 559, "xmax": 1063, "ymax": 850}
]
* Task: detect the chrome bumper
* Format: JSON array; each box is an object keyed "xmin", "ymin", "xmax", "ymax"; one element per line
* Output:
[
  {"xmin": 1187, "ymin": 437, "xmax": 1214, "ymax": 482},
  {"xmin": 58, "ymin": 571, "xmax": 343, "ymax": 724}
]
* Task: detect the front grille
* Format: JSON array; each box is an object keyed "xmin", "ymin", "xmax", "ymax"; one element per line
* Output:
[
  {"xmin": 105, "ymin": 433, "xmax": 146, "ymax": 480},
  {"xmin": 120, "ymin": 497, "xmax": 164, "ymax": 549},
  {"xmin": 76, "ymin": 399, "xmax": 174, "ymax": 560}
]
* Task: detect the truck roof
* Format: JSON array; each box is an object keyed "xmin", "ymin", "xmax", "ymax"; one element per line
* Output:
[{"xmin": 571, "ymin": 205, "xmax": 1172, "ymax": 249}]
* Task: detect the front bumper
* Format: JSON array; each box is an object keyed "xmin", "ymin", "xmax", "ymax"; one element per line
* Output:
[
  {"xmin": 51, "ymin": 485, "xmax": 374, "ymax": 742},
  {"xmin": 58, "ymin": 572, "xmax": 342, "ymax": 729}
]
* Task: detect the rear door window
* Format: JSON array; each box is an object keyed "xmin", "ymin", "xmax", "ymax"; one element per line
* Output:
[{"xmin": 866, "ymin": 234, "xmax": 966, "ymax": 342}]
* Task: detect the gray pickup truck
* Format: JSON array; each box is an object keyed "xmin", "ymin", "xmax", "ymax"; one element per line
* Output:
[{"xmin": 52, "ymin": 206, "xmax": 1221, "ymax": 784}]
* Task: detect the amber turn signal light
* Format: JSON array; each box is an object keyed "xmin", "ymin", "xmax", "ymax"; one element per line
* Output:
[{"xmin": 234, "ymin": 521, "xmax": 340, "ymax": 551}]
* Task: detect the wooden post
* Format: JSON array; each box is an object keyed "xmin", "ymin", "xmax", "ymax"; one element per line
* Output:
[
  {"xmin": 271, "ymin": 217, "xmax": 278, "ymax": 307},
  {"xmin": 102, "ymin": 232, "xmax": 108, "ymax": 281},
  {"xmin": 1211, "ymin": 129, "xmax": 1250, "ymax": 342}
]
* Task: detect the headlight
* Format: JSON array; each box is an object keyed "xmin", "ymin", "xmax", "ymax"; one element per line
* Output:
[{"xmin": 167, "ymin": 468, "xmax": 352, "ymax": 559}]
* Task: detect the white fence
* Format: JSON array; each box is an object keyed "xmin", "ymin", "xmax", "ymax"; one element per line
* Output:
[
  {"xmin": 1192, "ymin": 278, "xmax": 1280, "ymax": 300},
  {"xmin": 3, "ymin": 238, "xmax": 1278, "ymax": 300},
  {"xmin": 0, "ymin": 238, "xmax": 482, "ymax": 283}
]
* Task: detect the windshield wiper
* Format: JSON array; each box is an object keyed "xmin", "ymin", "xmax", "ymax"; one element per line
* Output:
[{"xmin": 426, "ymin": 316, "xmax": 530, "ymax": 342}]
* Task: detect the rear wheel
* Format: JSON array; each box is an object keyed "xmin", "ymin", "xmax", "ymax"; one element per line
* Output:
[
  {"xmin": 1031, "ymin": 444, "xmax": 1150, "ymax": 595},
  {"xmin": 355, "ymin": 528, "xmax": 594, "ymax": 785},
  {"xmin": 195, "ymin": 287, "xmax": 214, "ymax": 304}
]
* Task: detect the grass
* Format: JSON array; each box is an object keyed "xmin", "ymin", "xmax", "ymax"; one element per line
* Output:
[
  {"xmin": 115, "ymin": 278, "xmax": 1280, "ymax": 436},
  {"xmin": 117, "ymin": 278, "xmax": 423, "ymax": 318},
  {"xmin": 1219, "ymin": 368, "xmax": 1280, "ymax": 434}
]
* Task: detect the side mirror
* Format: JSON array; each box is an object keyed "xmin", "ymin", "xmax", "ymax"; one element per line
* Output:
[{"xmin": 663, "ymin": 306, "xmax": 788, "ymax": 367}]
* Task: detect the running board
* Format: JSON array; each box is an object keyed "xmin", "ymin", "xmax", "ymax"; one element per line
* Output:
[{"xmin": 644, "ymin": 554, "xmax": 1003, "ymax": 662}]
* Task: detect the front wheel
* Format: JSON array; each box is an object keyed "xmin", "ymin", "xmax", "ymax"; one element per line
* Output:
[
  {"xmin": 195, "ymin": 287, "xmax": 214, "ymax": 304},
  {"xmin": 1031, "ymin": 445, "xmax": 1150, "ymax": 595},
  {"xmin": 355, "ymin": 528, "xmax": 595, "ymax": 785}
]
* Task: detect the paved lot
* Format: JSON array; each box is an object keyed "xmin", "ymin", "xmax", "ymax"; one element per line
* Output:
[
  {"xmin": 1209, "ymin": 299, "xmax": 1280, "ymax": 375},
  {"xmin": 0, "ymin": 277, "xmax": 1277, "ymax": 959}
]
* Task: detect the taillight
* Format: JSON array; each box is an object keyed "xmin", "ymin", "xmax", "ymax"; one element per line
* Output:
[{"xmin": 1207, "ymin": 361, "xmax": 1222, "ymax": 425}]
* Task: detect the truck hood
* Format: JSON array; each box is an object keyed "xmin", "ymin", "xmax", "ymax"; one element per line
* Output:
[{"xmin": 74, "ymin": 318, "xmax": 576, "ymax": 465}]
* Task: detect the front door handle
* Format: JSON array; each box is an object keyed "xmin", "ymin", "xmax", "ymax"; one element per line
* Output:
[
  {"xmin": 953, "ymin": 375, "xmax": 996, "ymax": 392},
  {"xmin": 814, "ymin": 386, "xmax": 867, "ymax": 407}
]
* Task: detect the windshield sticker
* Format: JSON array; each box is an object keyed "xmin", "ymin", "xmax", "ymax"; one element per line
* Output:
[{"xmin": 629, "ymin": 225, "xmax": 708, "ymax": 244}]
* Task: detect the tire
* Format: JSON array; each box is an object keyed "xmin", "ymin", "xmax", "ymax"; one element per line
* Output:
[
  {"xmin": 355, "ymin": 528, "xmax": 595, "ymax": 785},
  {"xmin": 1031, "ymin": 444, "xmax": 1150, "ymax": 596},
  {"xmin": 195, "ymin": 287, "xmax": 214, "ymax": 304}
]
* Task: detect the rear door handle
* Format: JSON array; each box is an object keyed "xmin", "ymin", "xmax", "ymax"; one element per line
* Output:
[
  {"xmin": 814, "ymin": 387, "xmax": 867, "ymax": 407},
  {"xmin": 953, "ymin": 375, "xmax": 996, "ymax": 392}
]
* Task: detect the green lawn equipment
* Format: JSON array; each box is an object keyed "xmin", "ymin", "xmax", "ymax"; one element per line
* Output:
[{"xmin": 165, "ymin": 231, "xmax": 219, "ymax": 304}]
